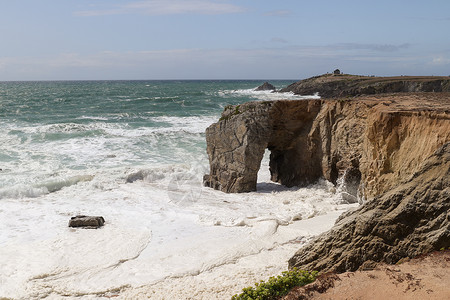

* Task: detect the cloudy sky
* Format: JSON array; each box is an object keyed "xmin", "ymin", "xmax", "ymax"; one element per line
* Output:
[{"xmin": 1, "ymin": 0, "xmax": 449, "ymax": 80}]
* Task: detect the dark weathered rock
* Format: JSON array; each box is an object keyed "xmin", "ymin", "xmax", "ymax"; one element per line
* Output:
[
  {"xmin": 255, "ymin": 82, "xmax": 276, "ymax": 91},
  {"xmin": 279, "ymin": 74, "xmax": 450, "ymax": 98},
  {"xmin": 69, "ymin": 215, "xmax": 105, "ymax": 228},
  {"xmin": 288, "ymin": 143, "xmax": 450, "ymax": 272},
  {"xmin": 203, "ymin": 101, "xmax": 273, "ymax": 193},
  {"xmin": 203, "ymin": 100, "xmax": 330, "ymax": 193}
]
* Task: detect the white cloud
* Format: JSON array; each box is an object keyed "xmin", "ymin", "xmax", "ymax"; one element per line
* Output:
[
  {"xmin": 431, "ymin": 55, "xmax": 450, "ymax": 65},
  {"xmin": 75, "ymin": 0, "xmax": 246, "ymax": 17}
]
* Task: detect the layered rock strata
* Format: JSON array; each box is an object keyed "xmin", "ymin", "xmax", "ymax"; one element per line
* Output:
[
  {"xmin": 204, "ymin": 92, "xmax": 450, "ymax": 271},
  {"xmin": 288, "ymin": 142, "xmax": 450, "ymax": 272},
  {"xmin": 204, "ymin": 93, "xmax": 450, "ymax": 200}
]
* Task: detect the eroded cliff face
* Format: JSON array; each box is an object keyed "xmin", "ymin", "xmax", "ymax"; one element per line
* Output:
[
  {"xmin": 203, "ymin": 100, "xmax": 325, "ymax": 193},
  {"xmin": 288, "ymin": 142, "xmax": 450, "ymax": 272},
  {"xmin": 204, "ymin": 93, "xmax": 450, "ymax": 200},
  {"xmin": 361, "ymin": 95, "xmax": 450, "ymax": 198},
  {"xmin": 204, "ymin": 92, "xmax": 450, "ymax": 272}
]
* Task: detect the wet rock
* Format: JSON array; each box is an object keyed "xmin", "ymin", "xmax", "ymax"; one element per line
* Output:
[
  {"xmin": 69, "ymin": 215, "xmax": 105, "ymax": 228},
  {"xmin": 255, "ymin": 82, "xmax": 276, "ymax": 91},
  {"xmin": 126, "ymin": 170, "xmax": 145, "ymax": 183}
]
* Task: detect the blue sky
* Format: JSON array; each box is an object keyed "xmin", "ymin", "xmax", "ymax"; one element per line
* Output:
[{"xmin": 0, "ymin": 0, "xmax": 449, "ymax": 80}]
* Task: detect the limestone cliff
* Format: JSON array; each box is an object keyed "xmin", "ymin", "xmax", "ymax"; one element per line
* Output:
[
  {"xmin": 204, "ymin": 93, "xmax": 450, "ymax": 200},
  {"xmin": 280, "ymin": 74, "xmax": 450, "ymax": 98},
  {"xmin": 288, "ymin": 142, "xmax": 450, "ymax": 272}
]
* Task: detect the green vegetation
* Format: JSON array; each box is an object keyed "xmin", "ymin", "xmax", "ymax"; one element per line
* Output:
[
  {"xmin": 220, "ymin": 104, "xmax": 242, "ymax": 121},
  {"xmin": 232, "ymin": 268, "xmax": 318, "ymax": 300}
]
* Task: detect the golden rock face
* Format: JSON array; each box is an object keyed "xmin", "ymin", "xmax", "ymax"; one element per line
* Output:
[
  {"xmin": 204, "ymin": 91, "xmax": 449, "ymax": 272},
  {"xmin": 204, "ymin": 92, "xmax": 450, "ymax": 199}
]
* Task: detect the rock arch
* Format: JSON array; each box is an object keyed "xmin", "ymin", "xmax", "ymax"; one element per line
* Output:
[
  {"xmin": 203, "ymin": 99, "xmax": 330, "ymax": 193},
  {"xmin": 203, "ymin": 95, "xmax": 450, "ymax": 199}
]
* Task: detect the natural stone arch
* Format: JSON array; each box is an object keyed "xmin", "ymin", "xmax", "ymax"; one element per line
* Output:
[
  {"xmin": 204, "ymin": 96, "xmax": 450, "ymax": 199},
  {"xmin": 203, "ymin": 100, "xmax": 326, "ymax": 193}
]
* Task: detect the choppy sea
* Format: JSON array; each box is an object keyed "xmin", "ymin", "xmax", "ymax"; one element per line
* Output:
[{"xmin": 0, "ymin": 80, "xmax": 356, "ymax": 299}]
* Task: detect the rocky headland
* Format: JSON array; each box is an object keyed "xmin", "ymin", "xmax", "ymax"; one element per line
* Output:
[
  {"xmin": 203, "ymin": 74, "xmax": 450, "ymax": 277},
  {"xmin": 280, "ymin": 73, "xmax": 450, "ymax": 98}
]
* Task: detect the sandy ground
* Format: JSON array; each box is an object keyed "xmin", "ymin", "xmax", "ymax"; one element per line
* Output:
[{"xmin": 284, "ymin": 250, "xmax": 450, "ymax": 300}]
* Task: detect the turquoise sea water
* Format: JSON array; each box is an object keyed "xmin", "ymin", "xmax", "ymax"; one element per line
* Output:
[{"xmin": 0, "ymin": 80, "xmax": 296, "ymax": 184}]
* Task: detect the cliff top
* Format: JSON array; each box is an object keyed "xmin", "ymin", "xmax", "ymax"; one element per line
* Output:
[
  {"xmin": 292, "ymin": 73, "xmax": 450, "ymax": 83},
  {"xmin": 346, "ymin": 92, "xmax": 450, "ymax": 113},
  {"xmin": 280, "ymin": 74, "xmax": 450, "ymax": 98}
]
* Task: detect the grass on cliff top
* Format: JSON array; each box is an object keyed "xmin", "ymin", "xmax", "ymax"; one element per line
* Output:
[{"xmin": 232, "ymin": 268, "xmax": 318, "ymax": 300}]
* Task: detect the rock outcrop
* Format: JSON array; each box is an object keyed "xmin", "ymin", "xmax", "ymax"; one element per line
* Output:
[
  {"xmin": 280, "ymin": 74, "xmax": 450, "ymax": 98},
  {"xmin": 204, "ymin": 91, "xmax": 450, "ymax": 272},
  {"xmin": 255, "ymin": 82, "xmax": 276, "ymax": 91},
  {"xmin": 204, "ymin": 93, "xmax": 450, "ymax": 199},
  {"xmin": 288, "ymin": 143, "xmax": 450, "ymax": 272},
  {"xmin": 69, "ymin": 215, "xmax": 105, "ymax": 228},
  {"xmin": 203, "ymin": 100, "xmax": 332, "ymax": 193}
]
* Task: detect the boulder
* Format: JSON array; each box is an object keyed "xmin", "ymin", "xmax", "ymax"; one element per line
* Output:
[
  {"xmin": 255, "ymin": 82, "xmax": 276, "ymax": 91},
  {"xmin": 69, "ymin": 215, "xmax": 105, "ymax": 228}
]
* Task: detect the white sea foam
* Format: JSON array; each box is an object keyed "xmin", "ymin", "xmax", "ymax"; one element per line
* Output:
[
  {"xmin": 0, "ymin": 114, "xmax": 213, "ymax": 197},
  {"xmin": 0, "ymin": 150, "xmax": 358, "ymax": 299},
  {"xmin": 146, "ymin": 115, "xmax": 218, "ymax": 135},
  {"xmin": 217, "ymin": 88, "xmax": 320, "ymax": 101},
  {"xmin": 0, "ymin": 175, "xmax": 93, "ymax": 200}
]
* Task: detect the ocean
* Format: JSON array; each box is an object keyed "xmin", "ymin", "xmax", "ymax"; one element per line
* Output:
[{"xmin": 0, "ymin": 80, "xmax": 357, "ymax": 299}]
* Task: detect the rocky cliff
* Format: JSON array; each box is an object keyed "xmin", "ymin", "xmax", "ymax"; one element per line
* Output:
[
  {"xmin": 204, "ymin": 93, "xmax": 450, "ymax": 199},
  {"xmin": 288, "ymin": 142, "xmax": 449, "ymax": 272},
  {"xmin": 280, "ymin": 74, "xmax": 450, "ymax": 98},
  {"xmin": 204, "ymin": 91, "xmax": 450, "ymax": 271}
]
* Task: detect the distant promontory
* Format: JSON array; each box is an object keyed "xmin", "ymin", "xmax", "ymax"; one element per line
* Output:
[{"xmin": 280, "ymin": 73, "xmax": 450, "ymax": 97}]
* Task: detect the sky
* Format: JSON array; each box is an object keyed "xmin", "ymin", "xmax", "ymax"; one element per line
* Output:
[{"xmin": 0, "ymin": 0, "xmax": 449, "ymax": 80}]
